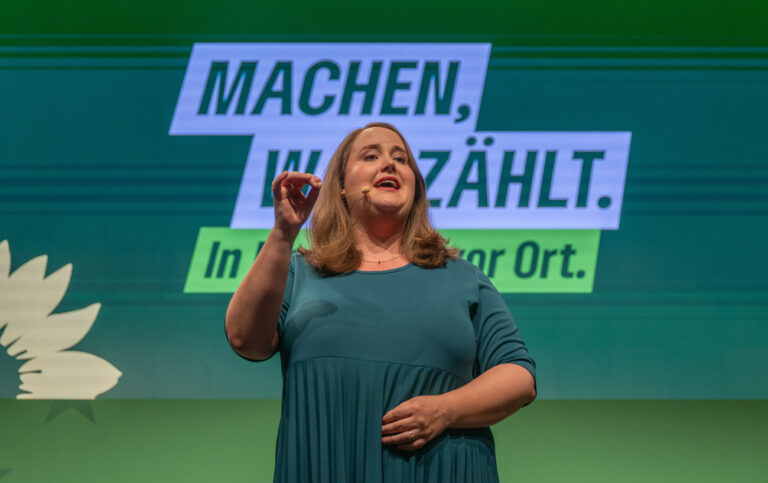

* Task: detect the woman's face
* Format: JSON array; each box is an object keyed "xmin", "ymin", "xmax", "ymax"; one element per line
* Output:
[{"xmin": 343, "ymin": 126, "xmax": 416, "ymax": 222}]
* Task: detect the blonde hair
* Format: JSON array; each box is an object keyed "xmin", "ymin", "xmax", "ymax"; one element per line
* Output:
[{"xmin": 298, "ymin": 122, "xmax": 457, "ymax": 274}]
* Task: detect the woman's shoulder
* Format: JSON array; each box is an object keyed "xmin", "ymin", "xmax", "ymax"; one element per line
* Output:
[
  {"xmin": 289, "ymin": 251, "xmax": 334, "ymax": 280},
  {"xmin": 436, "ymin": 256, "xmax": 486, "ymax": 286},
  {"xmin": 443, "ymin": 255, "xmax": 481, "ymax": 275},
  {"xmin": 441, "ymin": 256, "xmax": 502, "ymax": 294},
  {"xmin": 289, "ymin": 251, "xmax": 305, "ymax": 265},
  {"xmin": 289, "ymin": 251, "xmax": 314, "ymax": 274}
]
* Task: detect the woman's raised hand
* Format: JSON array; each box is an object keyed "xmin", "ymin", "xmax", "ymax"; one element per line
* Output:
[{"xmin": 271, "ymin": 171, "xmax": 322, "ymax": 238}]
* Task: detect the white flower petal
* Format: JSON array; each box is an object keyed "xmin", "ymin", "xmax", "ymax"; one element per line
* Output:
[
  {"xmin": 0, "ymin": 240, "xmax": 10, "ymax": 279},
  {"xmin": 10, "ymin": 254, "xmax": 48, "ymax": 280},
  {"xmin": 0, "ymin": 248, "xmax": 77, "ymax": 351},
  {"xmin": 0, "ymin": 254, "xmax": 56, "ymax": 330},
  {"xmin": 6, "ymin": 258, "xmax": 72, "ymax": 321},
  {"xmin": 4, "ymin": 303, "xmax": 101, "ymax": 358},
  {"xmin": 1, "ymin": 241, "xmax": 121, "ymax": 400},
  {"xmin": 18, "ymin": 351, "xmax": 122, "ymax": 399}
]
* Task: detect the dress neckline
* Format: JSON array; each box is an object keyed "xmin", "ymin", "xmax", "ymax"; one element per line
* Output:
[{"xmin": 354, "ymin": 262, "xmax": 414, "ymax": 274}]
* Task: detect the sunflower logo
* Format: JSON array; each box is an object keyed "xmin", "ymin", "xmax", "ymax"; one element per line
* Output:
[{"xmin": 0, "ymin": 240, "xmax": 121, "ymax": 399}]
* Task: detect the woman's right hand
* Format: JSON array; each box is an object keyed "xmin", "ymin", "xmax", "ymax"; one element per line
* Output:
[{"xmin": 271, "ymin": 171, "xmax": 322, "ymax": 238}]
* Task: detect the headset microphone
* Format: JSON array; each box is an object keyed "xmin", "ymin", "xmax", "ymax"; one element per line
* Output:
[{"xmin": 342, "ymin": 186, "xmax": 372, "ymax": 197}]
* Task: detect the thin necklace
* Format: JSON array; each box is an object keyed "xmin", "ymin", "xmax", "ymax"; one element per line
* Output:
[{"xmin": 361, "ymin": 253, "xmax": 401, "ymax": 265}]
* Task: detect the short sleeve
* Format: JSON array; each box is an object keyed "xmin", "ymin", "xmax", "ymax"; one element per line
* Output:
[
  {"xmin": 277, "ymin": 252, "xmax": 297, "ymax": 340},
  {"xmin": 472, "ymin": 268, "xmax": 537, "ymax": 392}
]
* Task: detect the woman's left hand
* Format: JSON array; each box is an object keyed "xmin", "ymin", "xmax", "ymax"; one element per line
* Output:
[{"xmin": 381, "ymin": 395, "xmax": 453, "ymax": 451}]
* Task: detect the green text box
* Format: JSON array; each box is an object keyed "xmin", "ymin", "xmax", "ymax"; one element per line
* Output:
[
  {"xmin": 441, "ymin": 229, "xmax": 600, "ymax": 293},
  {"xmin": 184, "ymin": 227, "xmax": 308, "ymax": 293},
  {"xmin": 184, "ymin": 227, "xmax": 600, "ymax": 294}
]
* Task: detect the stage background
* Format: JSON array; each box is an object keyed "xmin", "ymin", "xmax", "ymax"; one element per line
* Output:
[{"xmin": 1, "ymin": 0, "xmax": 767, "ymax": 481}]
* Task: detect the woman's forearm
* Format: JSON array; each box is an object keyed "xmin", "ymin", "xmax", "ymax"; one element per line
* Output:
[
  {"xmin": 224, "ymin": 228, "xmax": 295, "ymax": 360},
  {"xmin": 441, "ymin": 364, "xmax": 536, "ymax": 428}
]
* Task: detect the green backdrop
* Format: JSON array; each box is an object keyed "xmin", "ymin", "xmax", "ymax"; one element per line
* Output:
[{"xmin": 1, "ymin": 0, "xmax": 767, "ymax": 481}]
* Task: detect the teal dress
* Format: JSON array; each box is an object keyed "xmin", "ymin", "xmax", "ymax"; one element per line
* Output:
[{"xmin": 272, "ymin": 253, "xmax": 536, "ymax": 482}]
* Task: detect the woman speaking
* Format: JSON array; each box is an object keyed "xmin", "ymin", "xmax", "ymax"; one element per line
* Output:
[{"xmin": 225, "ymin": 122, "xmax": 537, "ymax": 482}]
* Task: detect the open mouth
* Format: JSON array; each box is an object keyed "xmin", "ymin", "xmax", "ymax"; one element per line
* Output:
[{"xmin": 373, "ymin": 177, "xmax": 400, "ymax": 190}]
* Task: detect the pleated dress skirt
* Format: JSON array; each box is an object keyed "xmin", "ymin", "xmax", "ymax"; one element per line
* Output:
[{"xmin": 272, "ymin": 356, "xmax": 501, "ymax": 483}]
